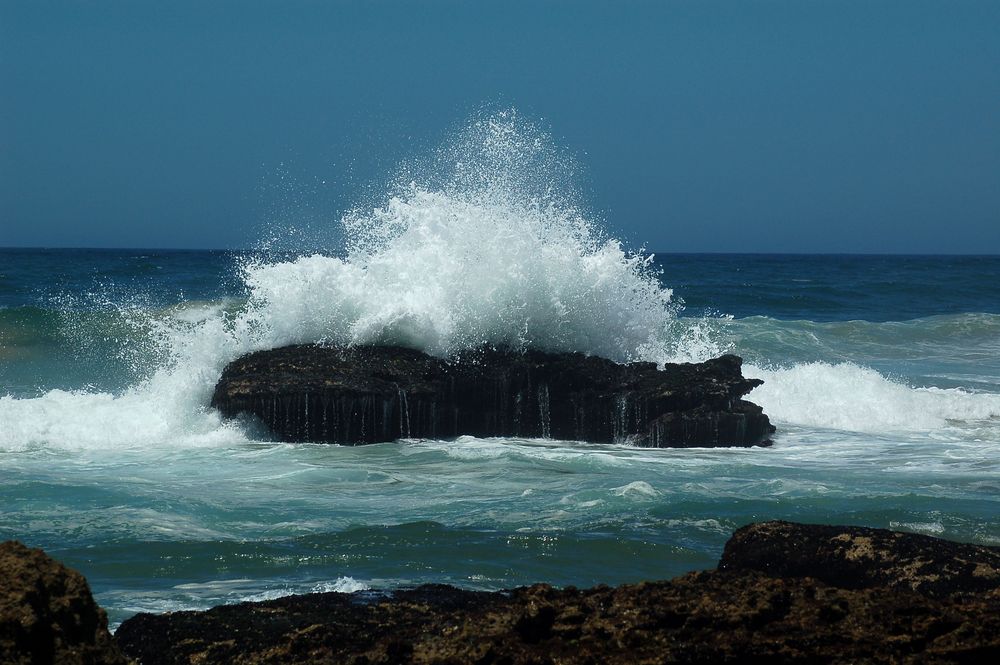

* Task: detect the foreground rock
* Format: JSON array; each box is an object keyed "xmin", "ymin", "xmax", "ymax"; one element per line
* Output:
[
  {"xmin": 211, "ymin": 345, "xmax": 774, "ymax": 447},
  {"xmin": 116, "ymin": 522, "xmax": 1000, "ymax": 664},
  {"xmin": 721, "ymin": 520, "xmax": 1000, "ymax": 597},
  {"xmin": 0, "ymin": 541, "xmax": 127, "ymax": 665}
]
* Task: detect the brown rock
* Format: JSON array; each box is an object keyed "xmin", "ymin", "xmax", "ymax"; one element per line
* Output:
[
  {"xmin": 114, "ymin": 523, "xmax": 1000, "ymax": 664},
  {"xmin": 114, "ymin": 575, "xmax": 1000, "ymax": 664},
  {"xmin": 719, "ymin": 520, "xmax": 1000, "ymax": 597},
  {"xmin": 0, "ymin": 540, "xmax": 127, "ymax": 665}
]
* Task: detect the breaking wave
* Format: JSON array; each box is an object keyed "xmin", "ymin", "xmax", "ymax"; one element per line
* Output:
[{"xmin": 745, "ymin": 362, "xmax": 1000, "ymax": 434}]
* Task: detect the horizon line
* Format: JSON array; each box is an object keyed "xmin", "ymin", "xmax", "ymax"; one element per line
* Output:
[{"xmin": 2, "ymin": 245, "xmax": 1000, "ymax": 258}]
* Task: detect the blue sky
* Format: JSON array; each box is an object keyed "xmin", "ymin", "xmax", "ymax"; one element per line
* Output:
[{"xmin": 2, "ymin": 0, "xmax": 998, "ymax": 253}]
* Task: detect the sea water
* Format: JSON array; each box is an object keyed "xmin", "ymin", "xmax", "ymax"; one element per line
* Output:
[{"xmin": 2, "ymin": 113, "xmax": 999, "ymax": 629}]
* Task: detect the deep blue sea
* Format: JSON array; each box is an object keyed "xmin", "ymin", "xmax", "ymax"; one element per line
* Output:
[{"xmin": 2, "ymin": 120, "xmax": 999, "ymax": 629}]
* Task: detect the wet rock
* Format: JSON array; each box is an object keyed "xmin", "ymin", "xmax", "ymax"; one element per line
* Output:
[
  {"xmin": 114, "ymin": 522, "xmax": 1000, "ymax": 664},
  {"xmin": 210, "ymin": 345, "xmax": 774, "ymax": 447},
  {"xmin": 719, "ymin": 520, "xmax": 1000, "ymax": 597},
  {"xmin": 0, "ymin": 541, "xmax": 127, "ymax": 665}
]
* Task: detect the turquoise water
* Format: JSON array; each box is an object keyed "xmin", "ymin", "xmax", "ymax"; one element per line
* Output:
[
  {"xmin": 3, "ymin": 250, "xmax": 999, "ymax": 629},
  {"xmin": 2, "ymin": 118, "xmax": 999, "ymax": 628}
]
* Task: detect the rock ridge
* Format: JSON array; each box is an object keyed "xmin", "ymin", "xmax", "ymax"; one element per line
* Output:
[{"xmin": 113, "ymin": 521, "xmax": 1000, "ymax": 664}]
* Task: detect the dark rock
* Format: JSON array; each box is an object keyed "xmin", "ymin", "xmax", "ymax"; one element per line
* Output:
[
  {"xmin": 719, "ymin": 520, "xmax": 1000, "ymax": 597},
  {"xmin": 0, "ymin": 541, "xmax": 128, "ymax": 665},
  {"xmin": 115, "ymin": 576, "xmax": 1000, "ymax": 665},
  {"xmin": 114, "ymin": 522, "xmax": 1000, "ymax": 664},
  {"xmin": 211, "ymin": 344, "xmax": 774, "ymax": 447}
]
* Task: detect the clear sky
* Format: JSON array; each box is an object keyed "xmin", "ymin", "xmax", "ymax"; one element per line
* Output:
[{"xmin": 2, "ymin": 0, "xmax": 999, "ymax": 253}]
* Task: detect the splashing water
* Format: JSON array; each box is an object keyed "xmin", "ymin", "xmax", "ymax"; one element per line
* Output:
[
  {"xmin": 242, "ymin": 111, "xmax": 680, "ymax": 361},
  {"xmin": 0, "ymin": 111, "xmax": 686, "ymax": 451}
]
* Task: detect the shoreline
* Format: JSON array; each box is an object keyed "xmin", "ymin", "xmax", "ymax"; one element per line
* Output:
[{"xmin": 5, "ymin": 520, "xmax": 999, "ymax": 664}]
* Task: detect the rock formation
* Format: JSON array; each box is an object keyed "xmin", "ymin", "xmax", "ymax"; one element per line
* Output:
[
  {"xmin": 720, "ymin": 520, "xmax": 1000, "ymax": 597},
  {"xmin": 114, "ymin": 521, "xmax": 1000, "ymax": 664},
  {"xmin": 211, "ymin": 345, "xmax": 774, "ymax": 447},
  {"xmin": 0, "ymin": 541, "xmax": 127, "ymax": 665}
]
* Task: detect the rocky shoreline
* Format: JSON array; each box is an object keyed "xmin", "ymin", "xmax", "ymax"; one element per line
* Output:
[
  {"xmin": 0, "ymin": 540, "xmax": 128, "ymax": 665},
  {"xmin": 4, "ymin": 521, "xmax": 999, "ymax": 664},
  {"xmin": 211, "ymin": 345, "xmax": 775, "ymax": 447}
]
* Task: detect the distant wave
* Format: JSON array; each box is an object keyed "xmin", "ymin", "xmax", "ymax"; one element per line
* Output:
[
  {"xmin": 745, "ymin": 362, "xmax": 1000, "ymax": 434},
  {"xmin": 731, "ymin": 313, "xmax": 1000, "ymax": 434},
  {"xmin": 729, "ymin": 313, "xmax": 1000, "ymax": 363}
]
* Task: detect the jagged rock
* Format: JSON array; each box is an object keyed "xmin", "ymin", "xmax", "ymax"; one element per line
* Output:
[
  {"xmin": 719, "ymin": 520, "xmax": 1000, "ymax": 597},
  {"xmin": 114, "ymin": 522, "xmax": 1000, "ymax": 664},
  {"xmin": 210, "ymin": 345, "xmax": 774, "ymax": 447},
  {"xmin": 0, "ymin": 541, "xmax": 127, "ymax": 665}
]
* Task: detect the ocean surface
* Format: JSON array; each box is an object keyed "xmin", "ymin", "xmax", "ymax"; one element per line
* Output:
[{"xmin": 2, "ymin": 118, "xmax": 1000, "ymax": 629}]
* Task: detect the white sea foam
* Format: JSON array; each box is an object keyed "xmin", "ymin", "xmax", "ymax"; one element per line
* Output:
[
  {"xmin": 240, "ymin": 577, "xmax": 370, "ymax": 602},
  {"xmin": 0, "ymin": 307, "xmax": 251, "ymax": 451},
  {"xmin": 312, "ymin": 577, "xmax": 370, "ymax": 593},
  {"xmin": 0, "ymin": 387, "xmax": 247, "ymax": 452},
  {"xmin": 746, "ymin": 362, "xmax": 1000, "ymax": 434},
  {"xmin": 103, "ymin": 576, "xmax": 371, "ymax": 628},
  {"xmin": 611, "ymin": 480, "xmax": 661, "ymax": 498},
  {"xmin": 888, "ymin": 521, "xmax": 946, "ymax": 536},
  {"xmin": 241, "ymin": 193, "xmax": 672, "ymax": 361},
  {"xmin": 239, "ymin": 112, "xmax": 678, "ymax": 362}
]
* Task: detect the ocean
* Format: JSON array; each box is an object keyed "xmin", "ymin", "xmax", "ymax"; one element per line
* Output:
[{"xmin": 2, "ymin": 119, "xmax": 999, "ymax": 630}]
